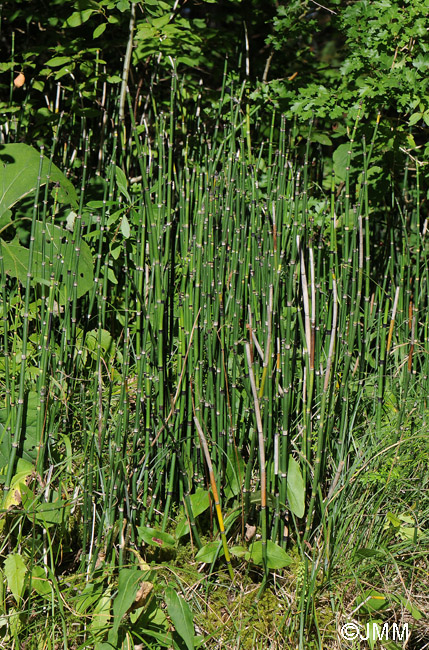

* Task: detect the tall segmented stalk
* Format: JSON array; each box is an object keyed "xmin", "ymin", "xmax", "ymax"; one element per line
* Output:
[{"xmin": 118, "ymin": 2, "xmax": 136, "ymax": 124}]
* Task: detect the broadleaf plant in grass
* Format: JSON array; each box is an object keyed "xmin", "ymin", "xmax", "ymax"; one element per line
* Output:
[
  {"xmin": 108, "ymin": 568, "xmax": 146, "ymax": 646},
  {"xmin": 165, "ymin": 586, "xmax": 195, "ymax": 650},
  {"xmin": 3, "ymin": 553, "xmax": 27, "ymax": 606}
]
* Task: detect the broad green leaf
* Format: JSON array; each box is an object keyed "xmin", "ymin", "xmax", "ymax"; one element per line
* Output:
[
  {"xmin": 224, "ymin": 453, "xmax": 245, "ymax": 498},
  {"xmin": 189, "ymin": 488, "xmax": 210, "ymax": 517},
  {"xmin": 386, "ymin": 511, "xmax": 401, "ymax": 528},
  {"xmin": 247, "ymin": 540, "xmax": 293, "ymax": 569},
  {"xmin": 333, "ymin": 143, "xmax": 351, "ymax": 182},
  {"xmin": 90, "ymin": 591, "xmax": 112, "ymax": 634},
  {"xmin": 45, "ymin": 56, "xmax": 72, "ymax": 67},
  {"xmin": 287, "ymin": 456, "xmax": 305, "ymax": 518},
  {"xmin": 151, "ymin": 14, "xmax": 172, "ymax": 29},
  {"xmin": 311, "ymin": 132, "xmax": 332, "ymax": 146},
  {"xmin": 413, "ymin": 54, "xmax": 429, "ymax": 71},
  {"xmin": 177, "ymin": 56, "xmax": 201, "ymax": 67},
  {"xmin": 398, "ymin": 514, "xmax": 415, "ymax": 524},
  {"xmin": 110, "ymin": 245, "xmax": 122, "ymax": 260},
  {"xmin": 222, "ymin": 508, "xmax": 242, "ymax": 530},
  {"xmin": 120, "ymin": 214, "xmax": 130, "ymax": 238},
  {"xmin": 0, "ymin": 143, "xmax": 78, "ymax": 220},
  {"xmin": 165, "ymin": 587, "xmax": 195, "ymax": 650},
  {"xmin": 75, "ymin": 582, "xmax": 105, "ymax": 614},
  {"xmin": 85, "ymin": 329, "xmax": 115, "ymax": 357},
  {"xmin": 230, "ymin": 545, "xmax": 248, "ymax": 558},
  {"xmin": 246, "ymin": 490, "xmax": 277, "ymax": 508},
  {"xmin": 0, "ymin": 469, "xmax": 33, "ymax": 506},
  {"xmin": 107, "ymin": 267, "xmax": 118, "ymax": 284},
  {"xmin": 95, "ymin": 643, "xmax": 116, "ymax": 650},
  {"xmin": 31, "ymin": 566, "xmax": 53, "ymax": 598},
  {"xmin": 4, "ymin": 554, "xmax": 27, "ymax": 605},
  {"xmin": 175, "ymin": 517, "xmax": 189, "ymax": 539},
  {"xmin": 136, "ymin": 598, "xmax": 168, "ymax": 633},
  {"xmin": 93, "ymin": 23, "xmax": 107, "ymax": 39},
  {"xmin": 195, "ymin": 541, "xmax": 223, "ymax": 563},
  {"xmin": 111, "ymin": 569, "xmax": 143, "ymax": 635},
  {"xmin": 404, "ymin": 527, "xmax": 421, "ymax": 541},
  {"xmin": 31, "ymin": 496, "xmax": 69, "ymax": 528},
  {"xmin": 65, "ymin": 9, "xmax": 95, "ymax": 27},
  {"xmin": 115, "ymin": 166, "xmax": 130, "ymax": 201},
  {"xmin": 16, "ymin": 458, "xmax": 35, "ymax": 474},
  {"xmin": 116, "ymin": 0, "xmax": 130, "ymax": 11},
  {"xmin": 0, "ymin": 236, "xmax": 34, "ymax": 283},
  {"xmin": 409, "ymin": 112, "xmax": 422, "ymax": 125},
  {"xmin": 107, "ymin": 208, "xmax": 124, "ymax": 227},
  {"xmin": 137, "ymin": 525, "xmax": 176, "ymax": 549},
  {"xmin": 55, "ymin": 64, "xmax": 75, "ymax": 81}
]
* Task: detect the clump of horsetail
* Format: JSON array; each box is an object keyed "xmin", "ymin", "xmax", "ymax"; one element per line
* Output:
[{"xmin": 1, "ymin": 68, "xmax": 427, "ymax": 614}]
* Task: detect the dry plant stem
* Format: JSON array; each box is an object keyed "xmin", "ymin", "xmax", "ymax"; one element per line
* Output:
[
  {"xmin": 193, "ymin": 416, "xmax": 234, "ymax": 581},
  {"xmin": 245, "ymin": 342, "xmax": 268, "ymax": 578},
  {"xmin": 326, "ymin": 460, "xmax": 344, "ymax": 503},
  {"xmin": 324, "ymin": 277, "xmax": 338, "ymax": 393},
  {"xmin": 298, "ymin": 235, "xmax": 314, "ymax": 487},
  {"xmin": 251, "ymin": 329, "xmax": 265, "ymax": 362},
  {"xmin": 386, "ymin": 285, "xmax": 400, "ymax": 354},
  {"xmin": 259, "ymin": 284, "xmax": 273, "ymax": 398},
  {"xmin": 298, "ymin": 237, "xmax": 312, "ymax": 358},
  {"xmin": 86, "ymin": 501, "xmax": 97, "ymax": 582},
  {"xmin": 262, "ymin": 51, "xmax": 274, "ymax": 83},
  {"xmin": 119, "ymin": 2, "xmax": 136, "ymax": 124}
]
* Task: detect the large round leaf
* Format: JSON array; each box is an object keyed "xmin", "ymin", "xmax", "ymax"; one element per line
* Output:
[{"xmin": 247, "ymin": 540, "xmax": 293, "ymax": 570}]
